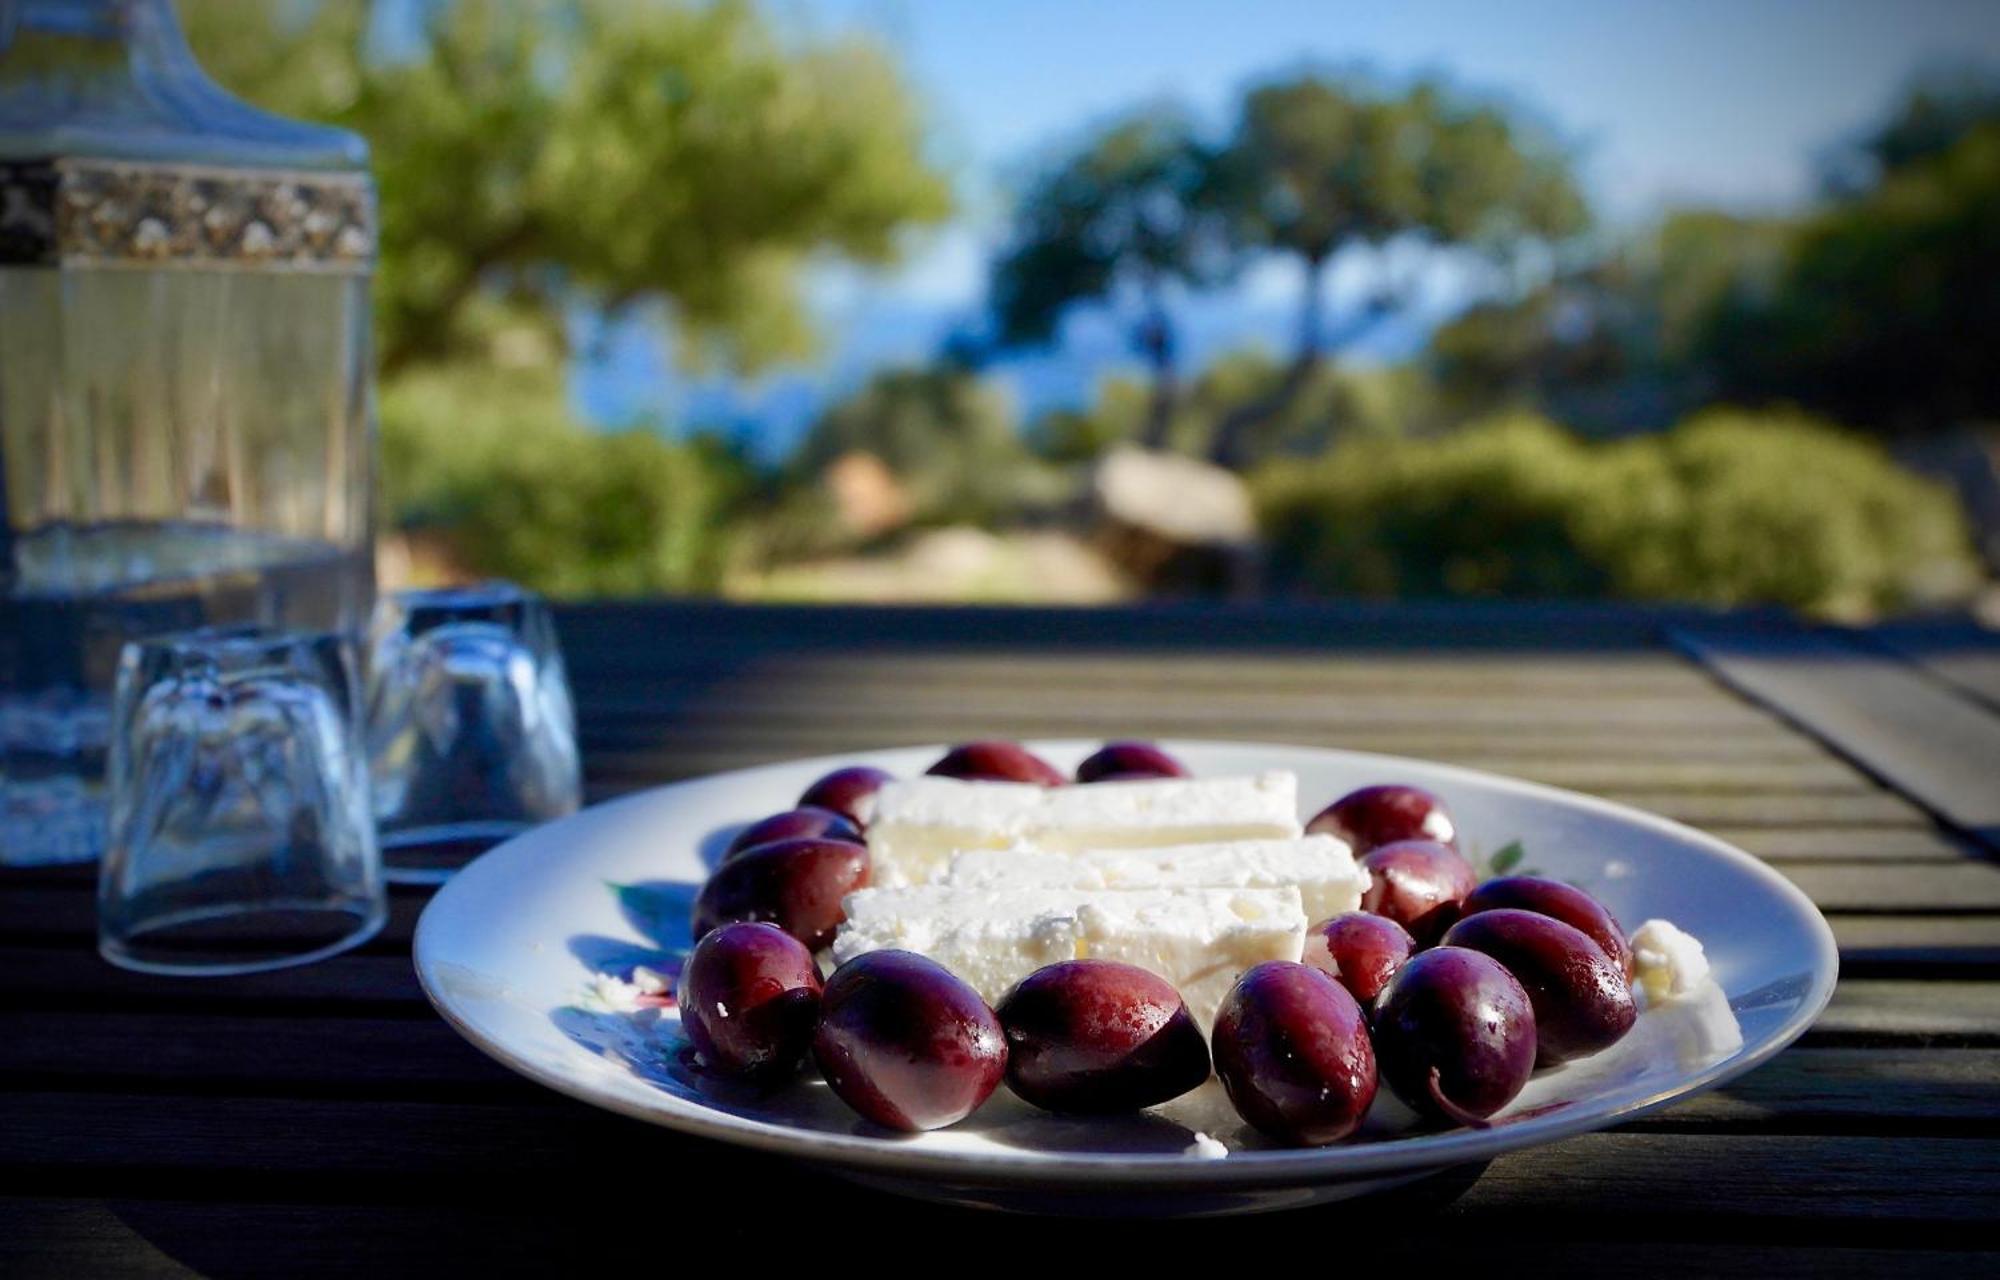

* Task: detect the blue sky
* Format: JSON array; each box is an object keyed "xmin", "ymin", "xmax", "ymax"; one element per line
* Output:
[{"xmin": 579, "ymin": 0, "xmax": 2000, "ymax": 447}]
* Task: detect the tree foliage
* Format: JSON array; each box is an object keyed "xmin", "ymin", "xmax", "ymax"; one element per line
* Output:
[
  {"xmin": 1428, "ymin": 69, "xmax": 2000, "ymax": 437},
  {"xmin": 380, "ymin": 358, "xmax": 751, "ymax": 596},
  {"xmin": 1255, "ymin": 410, "xmax": 1977, "ymax": 616},
  {"xmin": 988, "ymin": 114, "xmax": 1232, "ymax": 446},
  {"xmin": 1200, "ymin": 73, "xmax": 1586, "ymax": 464},
  {"xmin": 183, "ymin": 0, "xmax": 951, "ymax": 372}
]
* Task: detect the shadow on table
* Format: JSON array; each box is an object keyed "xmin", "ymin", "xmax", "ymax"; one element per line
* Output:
[{"xmin": 61, "ymin": 1160, "xmax": 1490, "ymax": 1277}]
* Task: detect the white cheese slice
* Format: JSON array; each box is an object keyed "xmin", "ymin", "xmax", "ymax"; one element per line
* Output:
[
  {"xmin": 831, "ymin": 884, "xmax": 1307, "ymax": 1032},
  {"xmin": 865, "ymin": 771, "xmax": 1300, "ymax": 887},
  {"xmin": 943, "ymin": 834, "xmax": 1366, "ymax": 924}
]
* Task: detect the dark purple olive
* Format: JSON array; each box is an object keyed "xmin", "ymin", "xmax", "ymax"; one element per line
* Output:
[
  {"xmin": 996, "ymin": 960, "xmax": 1211, "ymax": 1113},
  {"xmin": 1309, "ymin": 784, "xmax": 1457, "ymax": 854},
  {"xmin": 725, "ymin": 806, "xmax": 864, "ymax": 860},
  {"xmin": 1074, "ymin": 741, "xmax": 1190, "ymax": 784},
  {"xmin": 926, "ymin": 741, "xmax": 1066, "ymax": 786},
  {"xmin": 691, "ymin": 837, "xmax": 869, "ymax": 951},
  {"xmin": 1462, "ymin": 876, "xmax": 1634, "ymax": 977},
  {"xmin": 1441, "ymin": 909, "xmax": 1637, "ymax": 1066},
  {"xmin": 678, "ymin": 922, "xmax": 823, "ymax": 1083},
  {"xmin": 798, "ymin": 765, "xmax": 894, "ymax": 828},
  {"xmin": 1372, "ymin": 946, "xmax": 1537, "ymax": 1126},
  {"xmin": 1306, "ymin": 912, "xmax": 1416, "ymax": 1006},
  {"xmin": 1358, "ymin": 839, "xmax": 1479, "ymax": 945},
  {"xmin": 1211, "ymin": 962, "xmax": 1377, "ymax": 1146},
  {"xmin": 813, "ymin": 950, "xmax": 1007, "ymax": 1131}
]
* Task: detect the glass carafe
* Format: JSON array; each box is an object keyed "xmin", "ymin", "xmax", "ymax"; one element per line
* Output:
[{"xmin": 0, "ymin": 0, "xmax": 376, "ymax": 864}]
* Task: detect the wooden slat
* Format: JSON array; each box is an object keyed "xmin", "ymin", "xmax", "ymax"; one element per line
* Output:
[
  {"xmin": 4, "ymin": 1197, "xmax": 1991, "ymax": 1278},
  {"xmin": 0, "ymin": 890, "xmax": 429, "ymax": 950},
  {"xmin": 1709, "ymin": 826, "xmax": 1975, "ymax": 864},
  {"xmin": 0, "ymin": 946, "xmax": 426, "ymax": 1012},
  {"xmin": 1830, "ymin": 915, "xmax": 2000, "ymax": 974},
  {"xmin": 1676, "ymin": 624, "xmax": 2000, "ymax": 850},
  {"xmin": 1814, "ymin": 980, "xmax": 2000, "ymax": 1042},
  {"xmin": 1774, "ymin": 862, "xmax": 2000, "ymax": 911},
  {"xmin": 3, "ymin": 1091, "xmax": 1995, "ymax": 1227},
  {"xmin": 1863, "ymin": 619, "xmax": 2000, "ymax": 711}
]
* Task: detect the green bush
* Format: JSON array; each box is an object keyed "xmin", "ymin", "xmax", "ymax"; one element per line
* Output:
[
  {"xmin": 1254, "ymin": 409, "xmax": 1977, "ymax": 616},
  {"xmin": 380, "ymin": 360, "xmax": 747, "ymax": 597}
]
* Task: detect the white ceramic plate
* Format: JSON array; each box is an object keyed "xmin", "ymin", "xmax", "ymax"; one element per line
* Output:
[{"xmin": 414, "ymin": 740, "xmax": 1838, "ymax": 1215}]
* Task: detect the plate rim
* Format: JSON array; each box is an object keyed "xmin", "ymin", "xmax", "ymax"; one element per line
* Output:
[{"xmin": 414, "ymin": 738, "xmax": 1840, "ymax": 1190}]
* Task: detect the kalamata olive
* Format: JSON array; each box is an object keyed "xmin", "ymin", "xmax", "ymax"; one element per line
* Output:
[
  {"xmin": 1441, "ymin": 908, "xmax": 1637, "ymax": 1066},
  {"xmin": 1306, "ymin": 912, "xmax": 1416, "ymax": 1005},
  {"xmin": 1372, "ymin": 946, "xmax": 1537, "ymax": 1126},
  {"xmin": 691, "ymin": 837, "xmax": 869, "ymax": 951},
  {"xmin": 813, "ymin": 950, "xmax": 1007, "ymax": 1131},
  {"xmin": 678, "ymin": 922, "xmax": 823, "ymax": 1083},
  {"xmin": 798, "ymin": 765, "xmax": 894, "ymax": 828},
  {"xmin": 996, "ymin": 960, "xmax": 1211, "ymax": 1113},
  {"xmin": 926, "ymin": 741, "xmax": 1065, "ymax": 786},
  {"xmin": 1211, "ymin": 962, "xmax": 1377, "ymax": 1146},
  {"xmin": 1358, "ymin": 839, "xmax": 1479, "ymax": 944},
  {"xmin": 1308, "ymin": 784, "xmax": 1457, "ymax": 853},
  {"xmin": 724, "ymin": 806, "xmax": 864, "ymax": 859},
  {"xmin": 1462, "ymin": 876, "xmax": 1634, "ymax": 977},
  {"xmin": 1074, "ymin": 741, "xmax": 1190, "ymax": 783}
]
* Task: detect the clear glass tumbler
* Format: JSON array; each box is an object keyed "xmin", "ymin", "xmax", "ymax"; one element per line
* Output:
[
  {"xmin": 366, "ymin": 582, "xmax": 581, "ymax": 882},
  {"xmin": 98, "ymin": 627, "xmax": 384, "ymax": 975}
]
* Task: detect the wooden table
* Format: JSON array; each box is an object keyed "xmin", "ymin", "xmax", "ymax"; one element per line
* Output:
[{"xmin": 7, "ymin": 601, "xmax": 1998, "ymax": 1275}]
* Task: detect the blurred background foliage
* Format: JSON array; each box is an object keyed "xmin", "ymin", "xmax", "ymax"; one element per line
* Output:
[
  {"xmin": 186, "ymin": 2, "xmax": 1993, "ymax": 616},
  {"xmin": 1256, "ymin": 412, "xmax": 1975, "ymax": 617}
]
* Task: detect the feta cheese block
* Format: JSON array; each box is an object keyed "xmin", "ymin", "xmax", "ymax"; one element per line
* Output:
[
  {"xmin": 943, "ymin": 835, "xmax": 1366, "ymax": 924},
  {"xmin": 831, "ymin": 884, "xmax": 1308, "ymax": 1031},
  {"xmin": 864, "ymin": 771, "xmax": 1301, "ymax": 887}
]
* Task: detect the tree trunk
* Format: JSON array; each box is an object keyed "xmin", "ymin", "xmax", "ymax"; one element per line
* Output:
[
  {"xmin": 1207, "ymin": 252, "xmax": 1329, "ymax": 469},
  {"xmin": 1134, "ymin": 284, "xmax": 1179, "ymax": 451}
]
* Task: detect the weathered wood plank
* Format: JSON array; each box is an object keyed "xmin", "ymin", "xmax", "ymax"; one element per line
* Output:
[
  {"xmin": 5, "ymin": 1197, "xmax": 1990, "ymax": 1278},
  {"xmin": 1830, "ymin": 915, "xmax": 2000, "ymax": 975},
  {"xmin": 1648, "ymin": 1048, "xmax": 2000, "ymax": 1129},
  {"xmin": 3, "ymin": 1092, "xmax": 1994, "ymax": 1226},
  {"xmin": 0, "ymin": 890, "xmax": 429, "ymax": 950},
  {"xmin": 0, "ymin": 947, "xmax": 426, "ymax": 1012},
  {"xmin": 1676, "ymin": 625, "xmax": 2000, "ymax": 850},
  {"xmin": 572, "ymin": 686, "xmax": 1788, "ymax": 732},
  {"xmin": 1775, "ymin": 862, "xmax": 2000, "ymax": 911},
  {"xmin": 1707, "ymin": 826, "xmax": 1975, "ymax": 864},
  {"xmin": 1863, "ymin": 618, "xmax": 2000, "ymax": 711},
  {"xmin": 1814, "ymin": 980, "xmax": 2000, "ymax": 1042}
]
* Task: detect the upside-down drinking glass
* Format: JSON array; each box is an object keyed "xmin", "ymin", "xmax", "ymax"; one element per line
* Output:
[
  {"xmin": 98, "ymin": 627, "xmax": 385, "ymax": 976},
  {"xmin": 365, "ymin": 583, "xmax": 581, "ymax": 882}
]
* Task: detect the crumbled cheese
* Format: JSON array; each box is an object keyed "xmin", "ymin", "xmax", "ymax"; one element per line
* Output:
[
  {"xmin": 631, "ymin": 965, "xmax": 672, "ymax": 996},
  {"xmin": 1184, "ymin": 1132, "xmax": 1228, "ymax": 1159},
  {"xmin": 1630, "ymin": 918, "xmax": 1711, "ymax": 1004},
  {"xmin": 584, "ymin": 972, "xmax": 647, "ymax": 1013}
]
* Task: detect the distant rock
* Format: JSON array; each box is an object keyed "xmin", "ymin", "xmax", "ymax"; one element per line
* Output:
[
  {"xmin": 1088, "ymin": 447, "xmax": 1259, "ymax": 594},
  {"xmin": 825, "ymin": 450, "xmax": 914, "ymax": 538}
]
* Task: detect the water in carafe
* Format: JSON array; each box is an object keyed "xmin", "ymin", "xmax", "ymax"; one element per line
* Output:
[{"xmin": 1, "ymin": 1, "xmax": 377, "ymax": 863}]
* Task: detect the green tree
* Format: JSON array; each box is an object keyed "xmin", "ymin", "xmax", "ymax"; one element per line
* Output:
[
  {"xmin": 183, "ymin": 0, "xmax": 951, "ymax": 373},
  {"xmin": 1207, "ymin": 74, "xmax": 1587, "ymax": 465},
  {"xmin": 1254, "ymin": 410, "xmax": 1976, "ymax": 616},
  {"xmin": 1708, "ymin": 107, "xmax": 2000, "ymax": 430},
  {"xmin": 988, "ymin": 114, "xmax": 1234, "ymax": 449}
]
